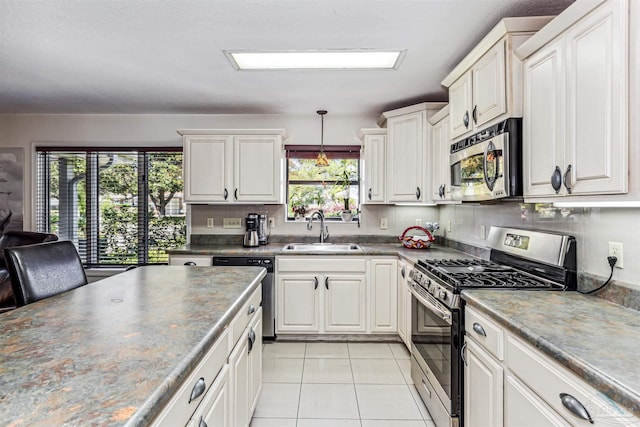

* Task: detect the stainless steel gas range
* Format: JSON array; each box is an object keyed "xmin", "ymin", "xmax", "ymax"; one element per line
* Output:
[{"xmin": 409, "ymin": 226, "xmax": 577, "ymax": 427}]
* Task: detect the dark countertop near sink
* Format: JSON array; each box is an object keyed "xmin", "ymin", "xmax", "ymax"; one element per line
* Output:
[
  {"xmin": 167, "ymin": 243, "xmax": 476, "ymax": 265},
  {"xmin": 462, "ymin": 289, "xmax": 640, "ymax": 419},
  {"xmin": 0, "ymin": 265, "xmax": 265, "ymax": 426}
]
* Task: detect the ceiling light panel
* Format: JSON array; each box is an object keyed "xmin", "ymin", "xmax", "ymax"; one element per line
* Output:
[{"xmin": 225, "ymin": 50, "xmax": 405, "ymax": 70}]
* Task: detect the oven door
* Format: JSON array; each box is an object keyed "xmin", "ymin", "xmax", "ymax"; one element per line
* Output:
[
  {"xmin": 450, "ymin": 133, "xmax": 509, "ymax": 201},
  {"xmin": 409, "ymin": 283, "xmax": 460, "ymax": 419}
]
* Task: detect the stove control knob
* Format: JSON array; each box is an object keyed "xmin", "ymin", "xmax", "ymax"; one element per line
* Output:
[{"xmin": 438, "ymin": 290, "xmax": 447, "ymax": 300}]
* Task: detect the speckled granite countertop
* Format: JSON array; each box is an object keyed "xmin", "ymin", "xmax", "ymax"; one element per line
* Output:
[
  {"xmin": 462, "ymin": 290, "xmax": 640, "ymax": 418},
  {"xmin": 168, "ymin": 243, "xmax": 475, "ymax": 265},
  {"xmin": 0, "ymin": 265, "xmax": 265, "ymax": 426}
]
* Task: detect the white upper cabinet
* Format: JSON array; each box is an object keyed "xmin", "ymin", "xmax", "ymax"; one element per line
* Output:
[
  {"xmin": 378, "ymin": 102, "xmax": 447, "ymax": 204},
  {"xmin": 428, "ymin": 105, "xmax": 457, "ymax": 203},
  {"xmin": 518, "ymin": 0, "xmax": 629, "ymax": 199},
  {"xmin": 442, "ymin": 17, "xmax": 553, "ymax": 141},
  {"xmin": 359, "ymin": 128, "xmax": 386, "ymax": 204},
  {"xmin": 179, "ymin": 129, "xmax": 287, "ymax": 204}
]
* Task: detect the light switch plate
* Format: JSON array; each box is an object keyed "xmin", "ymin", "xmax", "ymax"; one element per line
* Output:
[
  {"xmin": 380, "ymin": 218, "xmax": 388, "ymax": 229},
  {"xmin": 206, "ymin": 218, "xmax": 214, "ymax": 228}
]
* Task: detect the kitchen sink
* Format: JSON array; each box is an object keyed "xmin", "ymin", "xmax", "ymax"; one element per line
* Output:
[{"xmin": 282, "ymin": 243, "xmax": 363, "ymax": 252}]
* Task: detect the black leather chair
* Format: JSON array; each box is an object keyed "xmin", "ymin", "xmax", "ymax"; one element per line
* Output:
[
  {"xmin": 4, "ymin": 240, "xmax": 87, "ymax": 307},
  {"xmin": 0, "ymin": 231, "xmax": 58, "ymax": 311}
]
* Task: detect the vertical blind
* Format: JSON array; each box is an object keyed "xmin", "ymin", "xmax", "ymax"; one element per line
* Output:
[{"xmin": 35, "ymin": 147, "xmax": 185, "ymax": 267}]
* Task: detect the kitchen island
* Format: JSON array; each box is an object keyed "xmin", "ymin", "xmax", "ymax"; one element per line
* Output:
[{"xmin": 0, "ymin": 265, "xmax": 265, "ymax": 426}]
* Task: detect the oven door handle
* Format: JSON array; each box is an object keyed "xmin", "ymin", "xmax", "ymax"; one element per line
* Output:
[{"xmin": 409, "ymin": 283, "xmax": 452, "ymax": 325}]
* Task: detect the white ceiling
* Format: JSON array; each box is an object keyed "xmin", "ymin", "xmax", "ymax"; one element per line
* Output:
[{"xmin": 0, "ymin": 0, "xmax": 573, "ymax": 116}]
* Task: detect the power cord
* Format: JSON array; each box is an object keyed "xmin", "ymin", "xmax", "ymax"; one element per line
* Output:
[{"xmin": 579, "ymin": 256, "xmax": 617, "ymax": 294}]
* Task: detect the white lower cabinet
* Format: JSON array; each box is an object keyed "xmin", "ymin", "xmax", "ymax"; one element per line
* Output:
[
  {"xmin": 397, "ymin": 260, "xmax": 408, "ymax": 347},
  {"xmin": 276, "ymin": 256, "xmax": 396, "ymax": 335},
  {"xmin": 369, "ymin": 258, "xmax": 398, "ymax": 333},
  {"xmin": 188, "ymin": 365, "xmax": 231, "ymax": 427},
  {"xmin": 464, "ymin": 306, "xmax": 639, "ymax": 427},
  {"xmin": 276, "ymin": 257, "xmax": 366, "ymax": 334},
  {"xmin": 464, "ymin": 338, "xmax": 504, "ymax": 427}
]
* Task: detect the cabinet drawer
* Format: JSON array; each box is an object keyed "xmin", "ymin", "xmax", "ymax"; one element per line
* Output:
[
  {"xmin": 465, "ymin": 306, "xmax": 504, "ymax": 360},
  {"xmin": 229, "ymin": 285, "xmax": 262, "ymax": 349},
  {"xmin": 507, "ymin": 335, "xmax": 636, "ymax": 425},
  {"xmin": 169, "ymin": 255, "xmax": 213, "ymax": 266},
  {"xmin": 278, "ymin": 257, "xmax": 366, "ymax": 273},
  {"xmin": 151, "ymin": 328, "xmax": 229, "ymax": 426}
]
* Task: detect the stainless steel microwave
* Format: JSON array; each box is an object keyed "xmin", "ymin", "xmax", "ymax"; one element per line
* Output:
[{"xmin": 449, "ymin": 118, "xmax": 523, "ymax": 202}]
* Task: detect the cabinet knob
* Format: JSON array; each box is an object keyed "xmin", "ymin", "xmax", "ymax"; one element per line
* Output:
[
  {"xmin": 248, "ymin": 304, "xmax": 256, "ymax": 315},
  {"xmin": 189, "ymin": 377, "xmax": 206, "ymax": 403},
  {"xmin": 463, "ymin": 111, "xmax": 470, "ymax": 129},
  {"xmin": 563, "ymin": 164, "xmax": 573, "ymax": 194},
  {"xmin": 560, "ymin": 393, "xmax": 593, "ymax": 423},
  {"xmin": 551, "ymin": 166, "xmax": 562, "ymax": 194}
]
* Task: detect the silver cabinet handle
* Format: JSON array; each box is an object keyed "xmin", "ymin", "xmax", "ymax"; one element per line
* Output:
[
  {"xmin": 463, "ymin": 111, "xmax": 470, "ymax": 129},
  {"xmin": 551, "ymin": 166, "xmax": 562, "ymax": 194},
  {"xmin": 248, "ymin": 304, "xmax": 256, "ymax": 315},
  {"xmin": 563, "ymin": 164, "xmax": 573, "ymax": 194},
  {"xmin": 199, "ymin": 416, "xmax": 208, "ymax": 427},
  {"xmin": 325, "ymin": 276, "xmax": 329, "ymax": 290},
  {"xmin": 248, "ymin": 328, "xmax": 256, "ymax": 353},
  {"xmin": 368, "ymin": 188, "xmax": 372, "ymax": 200},
  {"xmin": 461, "ymin": 341, "xmax": 468, "ymax": 366},
  {"xmin": 416, "ymin": 187, "xmax": 421, "ymax": 200},
  {"xmin": 314, "ymin": 276, "xmax": 319, "ymax": 290},
  {"xmin": 472, "ymin": 322, "xmax": 487, "ymax": 337},
  {"xmin": 184, "ymin": 261, "xmax": 197, "ymax": 266},
  {"xmin": 560, "ymin": 393, "xmax": 593, "ymax": 424},
  {"xmin": 234, "ymin": 188, "xmax": 238, "ymax": 200},
  {"xmin": 472, "ymin": 105, "xmax": 478, "ymax": 124},
  {"xmin": 189, "ymin": 377, "xmax": 206, "ymax": 403},
  {"xmin": 401, "ymin": 266, "xmax": 406, "ymax": 278}
]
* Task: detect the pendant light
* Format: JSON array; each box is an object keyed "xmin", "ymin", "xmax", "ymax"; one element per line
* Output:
[{"xmin": 316, "ymin": 110, "xmax": 329, "ymax": 167}]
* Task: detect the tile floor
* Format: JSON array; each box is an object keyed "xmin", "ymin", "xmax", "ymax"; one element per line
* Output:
[{"xmin": 251, "ymin": 341, "xmax": 436, "ymax": 427}]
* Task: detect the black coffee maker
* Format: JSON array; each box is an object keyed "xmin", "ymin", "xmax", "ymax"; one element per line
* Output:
[{"xmin": 243, "ymin": 213, "xmax": 260, "ymax": 247}]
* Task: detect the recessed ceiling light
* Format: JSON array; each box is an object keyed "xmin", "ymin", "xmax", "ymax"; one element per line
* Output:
[{"xmin": 224, "ymin": 49, "xmax": 405, "ymax": 70}]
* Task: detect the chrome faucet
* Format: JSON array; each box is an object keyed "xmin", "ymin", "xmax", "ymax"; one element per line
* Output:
[{"xmin": 307, "ymin": 211, "xmax": 329, "ymax": 243}]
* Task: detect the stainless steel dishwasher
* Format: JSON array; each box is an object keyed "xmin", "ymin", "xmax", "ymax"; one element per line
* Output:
[{"xmin": 212, "ymin": 256, "xmax": 276, "ymax": 340}]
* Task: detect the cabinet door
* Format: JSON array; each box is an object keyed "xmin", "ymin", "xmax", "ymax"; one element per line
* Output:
[
  {"xmin": 233, "ymin": 135, "xmax": 282, "ymax": 203},
  {"xmin": 564, "ymin": 0, "xmax": 628, "ymax": 196},
  {"xmin": 276, "ymin": 274, "xmax": 320, "ymax": 333},
  {"xmin": 387, "ymin": 112, "xmax": 426, "ymax": 202},
  {"xmin": 229, "ymin": 330, "xmax": 250, "ymax": 427},
  {"xmin": 431, "ymin": 115, "xmax": 452, "ymax": 201},
  {"xmin": 370, "ymin": 258, "xmax": 398, "ymax": 333},
  {"xmin": 189, "ymin": 365, "xmax": 231, "ymax": 427},
  {"xmin": 449, "ymin": 71, "xmax": 473, "ymax": 140},
  {"xmin": 363, "ymin": 134, "xmax": 386, "ymax": 203},
  {"xmin": 183, "ymin": 136, "xmax": 231, "ymax": 202},
  {"xmin": 248, "ymin": 307, "xmax": 262, "ymax": 416},
  {"xmin": 472, "ymin": 40, "xmax": 507, "ymax": 128},
  {"xmin": 464, "ymin": 338, "xmax": 504, "ymax": 427},
  {"xmin": 324, "ymin": 274, "xmax": 367, "ymax": 333},
  {"xmin": 397, "ymin": 261, "xmax": 407, "ymax": 344},
  {"xmin": 523, "ymin": 38, "xmax": 565, "ymax": 198},
  {"xmin": 505, "ymin": 373, "xmax": 570, "ymax": 427}
]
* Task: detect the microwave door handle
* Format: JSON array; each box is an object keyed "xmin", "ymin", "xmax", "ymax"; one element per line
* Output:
[{"xmin": 482, "ymin": 140, "xmax": 497, "ymax": 191}]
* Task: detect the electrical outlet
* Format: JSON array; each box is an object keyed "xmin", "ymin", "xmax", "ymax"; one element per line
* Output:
[
  {"xmin": 608, "ymin": 242, "xmax": 624, "ymax": 268},
  {"xmin": 206, "ymin": 217, "xmax": 214, "ymax": 228},
  {"xmin": 268, "ymin": 217, "xmax": 275, "ymax": 228},
  {"xmin": 447, "ymin": 220, "xmax": 452, "ymax": 233},
  {"xmin": 479, "ymin": 225, "xmax": 486, "ymax": 240},
  {"xmin": 223, "ymin": 218, "xmax": 242, "ymax": 229},
  {"xmin": 380, "ymin": 218, "xmax": 388, "ymax": 230},
  {"xmin": 415, "ymin": 219, "xmax": 422, "ymax": 227}
]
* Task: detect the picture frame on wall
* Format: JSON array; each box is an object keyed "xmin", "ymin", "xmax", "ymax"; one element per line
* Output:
[{"xmin": 0, "ymin": 148, "xmax": 24, "ymax": 232}]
